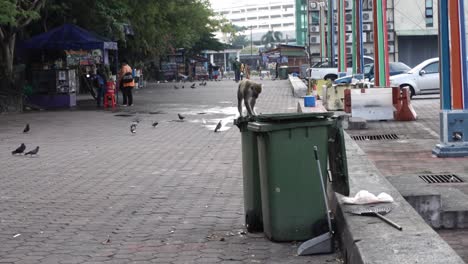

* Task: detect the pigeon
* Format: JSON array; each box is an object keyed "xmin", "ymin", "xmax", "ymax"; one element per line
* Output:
[
  {"xmin": 178, "ymin": 113, "xmax": 185, "ymax": 120},
  {"xmin": 12, "ymin": 143, "xmax": 26, "ymax": 155},
  {"xmin": 23, "ymin": 124, "xmax": 30, "ymax": 133},
  {"xmin": 24, "ymin": 146, "xmax": 39, "ymax": 156},
  {"xmin": 214, "ymin": 120, "xmax": 222, "ymax": 132},
  {"xmin": 190, "ymin": 83, "xmax": 196, "ymax": 88},
  {"xmin": 182, "ymin": 85, "xmax": 184, "ymax": 89},
  {"xmin": 130, "ymin": 124, "xmax": 137, "ymax": 134},
  {"xmin": 174, "ymin": 85, "xmax": 179, "ymax": 89},
  {"xmin": 152, "ymin": 121, "xmax": 159, "ymax": 128}
]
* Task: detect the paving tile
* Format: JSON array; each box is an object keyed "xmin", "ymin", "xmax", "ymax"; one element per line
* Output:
[{"xmin": 0, "ymin": 78, "xmax": 341, "ymax": 264}]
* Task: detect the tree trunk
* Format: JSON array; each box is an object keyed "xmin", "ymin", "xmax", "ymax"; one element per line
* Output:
[
  {"xmin": 2, "ymin": 34, "xmax": 16, "ymax": 78},
  {"xmin": 0, "ymin": 34, "xmax": 23, "ymax": 112}
]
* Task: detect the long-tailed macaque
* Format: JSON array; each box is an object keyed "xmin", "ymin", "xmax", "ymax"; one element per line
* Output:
[{"xmin": 237, "ymin": 80, "xmax": 263, "ymax": 117}]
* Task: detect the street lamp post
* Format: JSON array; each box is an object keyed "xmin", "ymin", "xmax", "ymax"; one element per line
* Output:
[{"xmin": 250, "ymin": 25, "xmax": 253, "ymax": 57}]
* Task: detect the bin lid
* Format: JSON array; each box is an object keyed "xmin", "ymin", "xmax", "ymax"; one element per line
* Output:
[
  {"xmin": 234, "ymin": 116, "xmax": 257, "ymax": 132},
  {"xmin": 247, "ymin": 119, "xmax": 333, "ymax": 133},
  {"xmin": 328, "ymin": 119, "xmax": 350, "ymax": 196},
  {"xmin": 255, "ymin": 112, "xmax": 333, "ymax": 122}
]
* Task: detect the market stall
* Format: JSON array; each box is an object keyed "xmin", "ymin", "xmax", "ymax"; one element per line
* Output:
[{"xmin": 20, "ymin": 24, "xmax": 118, "ymax": 109}]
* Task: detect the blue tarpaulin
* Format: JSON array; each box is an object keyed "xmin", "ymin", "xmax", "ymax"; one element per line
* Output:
[{"xmin": 21, "ymin": 24, "xmax": 118, "ymax": 51}]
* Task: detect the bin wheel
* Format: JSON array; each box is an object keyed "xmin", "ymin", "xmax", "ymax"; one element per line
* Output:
[{"xmin": 246, "ymin": 211, "xmax": 263, "ymax": 233}]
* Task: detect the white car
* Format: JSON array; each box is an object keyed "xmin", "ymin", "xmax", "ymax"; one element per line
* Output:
[
  {"xmin": 389, "ymin": 57, "xmax": 439, "ymax": 98},
  {"xmin": 308, "ymin": 56, "xmax": 374, "ymax": 81}
]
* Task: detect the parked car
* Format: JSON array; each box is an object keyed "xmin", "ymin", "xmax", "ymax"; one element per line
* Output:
[
  {"xmin": 308, "ymin": 56, "xmax": 374, "ymax": 81},
  {"xmin": 389, "ymin": 57, "xmax": 439, "ymax": 98},
  {"xmin": 334, "ymin": 62, "xmax": 411, "ymax": 84}
]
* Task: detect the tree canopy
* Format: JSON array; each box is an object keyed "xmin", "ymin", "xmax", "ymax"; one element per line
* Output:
[
  {"xmin": 261, "ymin": 30, "xmax": 283, "ymax": 50},
  {"xmin": 0, "ymin": 0, "xmax": 227, "ymax": 110},
  {"xmin": 29, "ymin": 0, "xmax": 225, "ymax": 63}
]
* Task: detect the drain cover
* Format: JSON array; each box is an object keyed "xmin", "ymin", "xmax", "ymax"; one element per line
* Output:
[
  {"xmin": 419, "ymin": 174, "xmax": 464, "ymax": 184},
  {"xmin": 351, "ymin": 134, "xmax": 399, "ymax": 141}
]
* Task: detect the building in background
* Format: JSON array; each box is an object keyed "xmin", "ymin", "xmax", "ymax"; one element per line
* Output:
[
  {"xmin": 208, "ymin": 0, "xmax": 299, "ymax": 71},
  {"xmin": 211, "ymin": 0, "xmax": 297, "ymax": 46},
  {"xmin": 305, "ymin": 0, "xmax": 396, "ymax": 64},
  {"xmin": 303, "ymin": 0, "xmax": 441, "ymax": 67},
  {"xmin": 393, "ymin": 0, "xmax": 438, "ymax": 67},
  {"xmin": 296, "ymin": 0, "xmax": 309, "ymax": 46}
]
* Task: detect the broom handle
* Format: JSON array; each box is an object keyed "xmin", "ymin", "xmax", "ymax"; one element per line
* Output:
[
  {"xmin": 314, "ymin": 146, "xmax": 333, "ymax": 234},
  {"xmin": 375, "ymin": 213, "xmax": 403, "ymax": 231}
]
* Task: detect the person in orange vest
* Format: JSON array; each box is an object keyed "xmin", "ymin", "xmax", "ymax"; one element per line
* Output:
[
  {"xmin": 240, "ymin": 63, "xmax": 245, "ymax": 80},
  {"xmin": 118, "ymin": 60, "xmax": 135, "ymax": 106}
]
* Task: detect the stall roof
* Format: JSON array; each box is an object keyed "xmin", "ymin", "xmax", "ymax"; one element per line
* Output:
[
  {"xmin": 21, "ymin": 24, "xmax": 118, "ymax": 51},
  {"xmin": 263, "ymin": 44, "xmax": 306, "ymax": 57}
]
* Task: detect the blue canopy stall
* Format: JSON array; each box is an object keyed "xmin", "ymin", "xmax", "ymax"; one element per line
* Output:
[{"xmin": 20, "ymin": 24, "xmax": 118, "ymax": 109}]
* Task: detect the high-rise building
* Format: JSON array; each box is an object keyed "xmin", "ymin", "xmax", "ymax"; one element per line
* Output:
[
  {"xmin": 302, "ymin": 0, "xmax": 445, "ymax": 67},
  {"xmin": 210, "ymin": 0, "xmax": 297, "ymax": 46}
]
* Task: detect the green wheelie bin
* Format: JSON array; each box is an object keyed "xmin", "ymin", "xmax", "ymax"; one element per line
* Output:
[
  {"xmin": 234, "ymin": 117, "xmax": 263, "ymax": 233},
  {"xmin": 247, "ymin": 112, "xmax": 334, "ymax": 242},
  {"xmin": 279, "ymin": 66, "xmax": 289, "ymax": 80}
]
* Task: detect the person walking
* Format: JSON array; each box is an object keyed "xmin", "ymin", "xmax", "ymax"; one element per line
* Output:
[
  {"xmin": 233, "ymin": 58, "xmax": 241, "ymax": 83},
  {"xmin": 93, "ymin": 66, "xmax": 107, "ymax": 107},
  {"xmin": 118, "ymin": 60, "xmax": 135, "ymax": 106},
  {"xmin": 240, "ymin": 63, "xmax": 245, "ymax": 81},
  {"xmin": 208, "ymin": 63, "xmax": 213, "ymax": 81}
]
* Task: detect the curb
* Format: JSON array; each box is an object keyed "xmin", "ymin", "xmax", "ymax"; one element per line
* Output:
[{"xmin": 332, "ymin": 132, "xmax": 465, "ymax": 263}]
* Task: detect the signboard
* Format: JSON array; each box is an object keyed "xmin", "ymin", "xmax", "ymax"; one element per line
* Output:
[{"xmin": 66, "ymin": 49, "xmax": 103, "ymax": 66}]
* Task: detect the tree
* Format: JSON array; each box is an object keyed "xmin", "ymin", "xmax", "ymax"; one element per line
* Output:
[
  {"xmin": 231, "ymin": 34, "xmax": 249, "ymax": 49},
  {"xmin": 261, "ymin": 30, "xmax": 283, "ymax": 50},
  {"xmin": 0, "ymin": 0, "xmax": 45, "ymax": 78},
  {"xmin": 0, "ymin": 0, "xmax": 45, "ymax": 111}
]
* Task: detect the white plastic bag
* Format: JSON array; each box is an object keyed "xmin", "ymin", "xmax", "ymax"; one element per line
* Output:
[{"xmin": 342, "ymin": 190, "xmax": 394, "ymax": 205}]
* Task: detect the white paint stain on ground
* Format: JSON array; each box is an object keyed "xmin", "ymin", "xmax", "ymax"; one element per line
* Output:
[{"xmin": 191, "ymin": 116, "xmax": 237, "ymax": 132}]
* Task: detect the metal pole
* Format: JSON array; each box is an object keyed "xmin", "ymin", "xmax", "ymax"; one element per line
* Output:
[
  {"xmin": 337, "ymin": 0, "xmax": 346, "ymax": 74},
  {"xmin": 327, "ymin": 0, "xmax": 335, "ymax": 67},
  {"xmin": 372, "ymin": 0, "xmax": 390, "ymax": 87},
  {"xmin": 250, "ymin": 26, "xmax": 253, "ymax": 57}
]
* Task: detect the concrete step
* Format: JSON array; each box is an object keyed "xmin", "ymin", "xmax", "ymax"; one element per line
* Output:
[
  {"xmin": 387, "ymin": 175, "xmax": 468, "ymax": 229},
  {"xmin": 439, "ymin": 188, "xmax": 468, "ymax": 229}
]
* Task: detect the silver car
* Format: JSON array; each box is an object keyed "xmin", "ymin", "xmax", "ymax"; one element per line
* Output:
[{"xmin": 389, "ymin": 57, "xmax": 439, "ymax": 98}]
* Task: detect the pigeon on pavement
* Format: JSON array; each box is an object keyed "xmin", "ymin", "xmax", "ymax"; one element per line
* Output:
[
  {"xmin": 23, "ymin": 124, "xmax": 30, "ymax": 133},
  {"xmin": 214, "ymin": 120, "xmax": 222, "ymax": 132},
  {"xmin": 24, "ymin": 146, "xmax": 39, "ymax": 156},
  {"xmin": 12, "ymin": 143, "xmax": 26, "ymax": 155},
  {"xmin": 174, "ymin": 85, "xmax": 179, "ymax": 89},
  {"xmin": 152, "ymin": 121, "xmax": 159, "ymax": 128},
  {"xmin": 130, "ymin": 124, "xmax": 137, "ymax": 134},
  {"xmin": 178, "ymin": 113, "xmax": 185, "ymax": 120},
  {"xmin": 190, "ymin": 83, "xmax": 196, "ymax": 88}
]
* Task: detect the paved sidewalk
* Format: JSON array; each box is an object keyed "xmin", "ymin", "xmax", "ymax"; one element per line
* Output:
[
  {"xmin": 344, "ymin": 94, "xmax": 468, "ymax": 262},
  {"xmin": 0, "ymin": 79, "xmax": 341, "ymax": 264}
]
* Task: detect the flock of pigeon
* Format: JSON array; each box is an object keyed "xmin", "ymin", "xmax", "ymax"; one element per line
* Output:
[
  {"xmin": 11, "ymin": 124, "xmax": 40, "ymax": 156},
  {"xmin": 131, "ymin": 79, "xmax": 222, "ymax": 134},
  {"xmin": 129, "ymin": 113, "xmax": 223, "ymax": 134},
  {"xmin": 11, "ymin": 79, "xmax": 222, "ymax": 155},
  {"xmin": 173, "ymin": 80, "xmax": 207, "ymax": 90}
]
